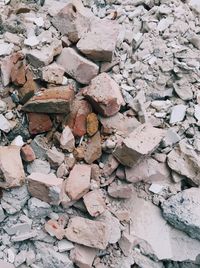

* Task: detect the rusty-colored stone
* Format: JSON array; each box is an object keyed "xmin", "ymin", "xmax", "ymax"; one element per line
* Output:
[
  {"xmin": 86, "ymin": 113, "xmax": 99, "ymax": 137},
  {"xmin": 28, "ymin": 113, "xmax": 53, "ymax": 135}
]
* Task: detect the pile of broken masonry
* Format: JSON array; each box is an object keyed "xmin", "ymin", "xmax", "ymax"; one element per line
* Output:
[{"xmin": 1, "ymin": 0, "xmax": 200, "ymax": 267}]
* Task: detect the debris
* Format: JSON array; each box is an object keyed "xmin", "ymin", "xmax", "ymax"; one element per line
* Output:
[{"xmin": 83, "ymin": 190, "xmax": 106, "ymax": 217}]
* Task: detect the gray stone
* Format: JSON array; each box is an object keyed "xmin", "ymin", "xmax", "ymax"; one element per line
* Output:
[
  {"xmin": 58, "ymin": 240, "xmax": 74, "ymax": 252},
  {"xmin": 27, "ymin": 159, "xmax": 51, "ymax": 174},
  {"xmin": 27, "ymin": 197, "xmax": 52, "ymax": 218},
  {"xmin": 46, "ymin": 147, "xmax": 65, "ymax": 168},
  {"xmin": 173, "ymin": 79, "xmax": 193, "ymax": 101},
  {"xmin": 0, "ymin": 260, "xmax": 15, "ymax": 268},
  {"xmin": 0, "ymin": 206, "xmax": 5, "ymax": 222},
  {"xmin": 0, "ymin": 100, "xmax": 7, "ymax": 113},
  {"xmin": 30, "ymin": 135, "xmax": 50, "ymax": 160},
  {"xmin": 0, "ymin": 42, "xmax": 14, "ymax": 56},
  {"xmin": 170, "ymin": 105, "xmax": 187, "ymax": 124},
  {"xmin": 34, "ymin": 241, "xmax": 74, "ymax": 268},
  {"xmin": 1, "ymin": 185, "xmax": 30, "ymax": 214},
  {"xmin": 162, "ymin": 188, "xmax": 200, "ymax": 240}
]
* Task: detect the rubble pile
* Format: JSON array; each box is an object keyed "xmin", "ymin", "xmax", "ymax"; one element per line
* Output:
[{"xmin": 0, "ymin": 0, "xmax": 200, "ymax": 267}]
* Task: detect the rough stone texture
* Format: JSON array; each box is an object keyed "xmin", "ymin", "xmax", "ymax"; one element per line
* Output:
[
  {"xmin": 70, "ymin": 244, "xmax": 97, "ymax": 268},
  {"xmin": 125, "ymin": 157, "xmax": 171, "ymax": 183},
  {"xmin": 52, "ymin": 0, "xmax": 93, "ymax": 43},
  {"xmin": 83, "ymin": 73, "xmax": 124, "ymax": 117},
  {"xmin": 67, "ymin": 99, "xmax": 92, "ymax": 137},
  {"xmin": 77, "ymin": 19, "xmax": 119, "ymax": 62},
  {"xmin": 170, "ymin": 105, "xmax": 187, "ymax": 124},
  {"xmin": 45, "ymin": 219, "xmax": 65, "ymax": 240},
  {"xmin": 114, "ymin": 124, "xmax": 165, "ymax": 167},
  {"xmin": 22, "ymin": 86, "xmax": 74, "ymax": 114},
  {"xmin": 0, "ymin": 146, "xmax": 25, "ymax": 189},
  {"xmin": 167, "ymin": 140, "xmax": 200, "ymax": 185},
  {"xmin": 56, "ymin": 47, "xmax": 99, "ymax": 84},
  {"xmin": 65, "ymin": 164, "xmax": 91, "ymax": 201},
  {"xmin": 42, "ymin": 63, "xmax": 65, "ymax": 85},
  {"xmin": 83, "ymin": 190, "xmax": 106, "ymax": 217},
  {"xmin": 86, "ymin": 113, "xmax": 99, "ymax": 137},
  {"xmin": 21, "ymin": 144, "xmax": 36, "ymax": 162},
  {"xmin": 60, "ymin": 126, "xmax": 75, "ymax": 152},
  {"xmin": 46, "ymin": 148, "xmax": 64, "ymax": 169},
  {"xmin": 84, "ymin": 131, "xmax": 102, "ymax": 164},
  {"xmin": 108, "ymin": 182, "xmax": 133, "ymax": 199},
  {"xmin": 162, "ymin": 188, "xmax": 200, "ymax": 240},
  {"xmin": 28, "ymin": 113, "xmax": 53, "ymax": 135},
  {"xmin": 99, "ymin": 112, "xmax": 141, "ymax": 135},
  {"xmin": 0, "ymin": 114, "xmax": 12, "ymax": 133},
  {"xmin": 122, "ymin": 191, "xmax": 200, "ymax": 262},
  {"xmin": 65, "ymin": 216, "xmax": 109, "ymax": 249},
  {"xmin": 27, "ymin": 172, "xmax": 64, "ymax": 205}
]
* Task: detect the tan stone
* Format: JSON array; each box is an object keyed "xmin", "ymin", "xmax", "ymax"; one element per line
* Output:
[
  {"xmin": 70, "ymin": 244, "xmax": 98, "ymax": 268},
  {"xmin": 60, "ymin": 126, "xmax": 75, "ymax": 152},
  {"xmin": 65, "ymin": 216, "xmax": 109, "ymax": 249},
  {"xmin": 84, "ymin": 132, "xmax": 102, "ymax": 164},
  {"xmin": 0, "ymin": 146, "xmax": 25, "ymax": 189},
  {"xmin": 118, "ymin": 232, "xmax": 135, "ymax": 256},
  {"xmin": 45, "ymin": 219, "xmax": 65, "ymax": 240},
  {"xmin": 108, "ymin": 182, "xmax": 133, "ymax": 199},
  {"xmin": 86, "ymin": 113, "xmax": 99, "ymax": 137},
  {"xmin": 22, "ymin": 86, "xmax": 74, "ymax": 114},
  {"xmin": 42, "ymin": 63, "xmax": 65, "ymax": 85},
  {"xmin": 57, "ymin": 47, "xmax": 99, "ymax": 84},
  {"xmin": 83, "ymin": 73, "xmax": 124, "ymax": 117},
  {"xmin": 77, "ymin": 19, "xmax": 119, "ymax": 62},
  {"xmin": 46, "ymin": 148, "xmax": 65, "ymax": 169},
  {"xmin": 52, "ymin": 0, "xmax": 93, "ymax": 43},
  {"xmin": 65, "ymin": 164, "xmax": 91, "ymax": 201},
  {"xmin": 102, "ymin": 155, "xmax": 119, "ymax": 177},
  {"xmin": 83, "ymin": 190, "xmax": 106, "ymax": 217},
  {"xmin": 27, "ymin": 172, "xmax": 64, "ymax": 205},
  {"xmin": 114, "ymin": 124, "xmax": 165, "ymax": 167}
]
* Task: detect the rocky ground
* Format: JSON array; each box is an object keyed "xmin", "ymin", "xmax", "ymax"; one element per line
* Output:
[{"xmin": 0, "ymin": 0, "xmax": 200, "ymax": 267}]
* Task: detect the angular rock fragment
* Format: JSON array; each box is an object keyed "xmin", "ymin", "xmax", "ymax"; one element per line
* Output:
[
  {"xmin": 60, "ymin": 126, "xmax": 75, "ymax": 152},
  {"xmin": 170, "ymin": 105, "xmax": 187, "ymax": 124},
  {"xmin": 46, "ymin": 147, "xmax": 64, "ymax": 169},
  {"xmin": 10, "ymin": 60, "xmax": 26, "ymax": 86},
  {"xmin": 27, "ymin": 172, "xmax": 64, "ymax": 205},
  {"xmin": 65, "ymin": 216, "xmax": 109, "ymax": 249},
  {"xmin": 83, "ymin": 190, "xmax": 106, "ymax": 217},
  {"xmin": 65, "ymin": 164, "xmax": 91, "ymax": 201},
  {"xmin": 28, "ymin": 113, "xmax": 53, "ymax": 135},
  {"xmin": 0, "ymin": 114, "xmax": 12, "ymax": 133},
  {"xmin": 25, "ymin": 40, "xmax": 62, "ymax": 67},
  {"xmin": 108, "ymin": 181, "xmax": 133, "ymax": 199},
  {"xmin": 70, "ymin": 244, "xmax": 97, "ymax": 268},
  {"xmin": 125, "ymin": 158, "xmax": 171, "ymax": 183},
  {"xmin": 86, "ymin": 113, "xmax": 99, "ymax": 136},
  {"xmin": 52, "ymin": 1, "xmax": 93, "ymax": 43},
  {"xmin": 27, "ymin": 159, "xmax": 50, "ymax": 175},
  {"xmin": 84, "ymin": 131, "xmax": 102, "ymax": 164},
  {"xmin": 67, "ymin": 99, "xmax": 92, "ymax": 137},
  {"xmin": 22, "ymin": 86, "xmax": 74, "ymax": 114},
  {"xmin": 0, "ymin": 42, "xmax": 14, "ymax": 56},
  {"xmin": 118, "ymin": 232, "xmax": 135, "ymax": 256},
  {"xmin": 114, "ymin": 124, "xmax": 165, "ymax": 167},
  {"xmin": 99, "ymin": 112, "xmax": 140, "ymax": 135},
  {"xmin": 21, "ymin": 144, "xmax": 36, "ymax": 162},
  {"xmin": 162, "ymin": 188, "xmax": 200, "ymax": 241},
  {"xmin": 83, "ymin": 73, "xmax": 124, "ymax": 117},
  {"xmin": 0, "ymin": 146, "xmax": 25, "ymax": 189},
  {"xmin": 77, "ymin": 19, "xmax": 119, "ymax": 62},
  {"xmin": 102, "ymin": 155, "xmax": 119, "ymax": 177},
  {"xmin": 167, "ymin": 140, "xmax": 200, "ymax": 185},
  {"xmin": 56, "ymin": 47, "xmax": 99, "ymax": 84},
  {"xmin": 45, "ymin": 219, "xmax": 65, "ymax": 240},
  {"xmin": 42, "ymin": 62, "xmax": 65, "ymax": 85}
]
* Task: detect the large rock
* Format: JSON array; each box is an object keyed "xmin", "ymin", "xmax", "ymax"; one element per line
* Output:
[
  {"xmin": 121, "ymin": 190, "xmax": 200, "ymax": 262},
  {"xmin": 70, "ymin": 244, "xmax": 97, "ymax": 268},
  {"xmin": 27, "ymin": 172, "xmax": 64, "ymax": 205},
  {"xmin": 77, "ymin": 19, "xmax": 120, "ymax": 62},
  {"xmin": 125, "ymin": 158, "xmax": 171, "ymax": 183},
  {"xmin": 65, "ymin": 164, "xmax": 91, "ymax": 201},
  {"xmin": 22, "ymin": 86, "xmax": 74, "ymax": 114},
  {"xmin": 52, "ymin": 0, "xmax": 93, "ymax": 43},
  {"xmin": 56, "ymin": 47, "xmax": 99, "ymax": 84},
  {"xmin": 167, "ymin": 140, "xmax": 200, "ymax": 185},
  {"xmin": 114, "ymin": 124, "xmax": 165, "ymax": 167},
  {"xmin": 0, "ymin": 146, "xmax": 25, "ymax": 189},
  {"xmin": 65, "ymin": 216, "xmax": 109, "ymax": 249},
  {"xmin": 162, "ymin": 188, "xmax": 200, "ymax": 241},
  {"xmin": 83, "ymin": 73, "xmax": 124, "ymax": 117}
]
